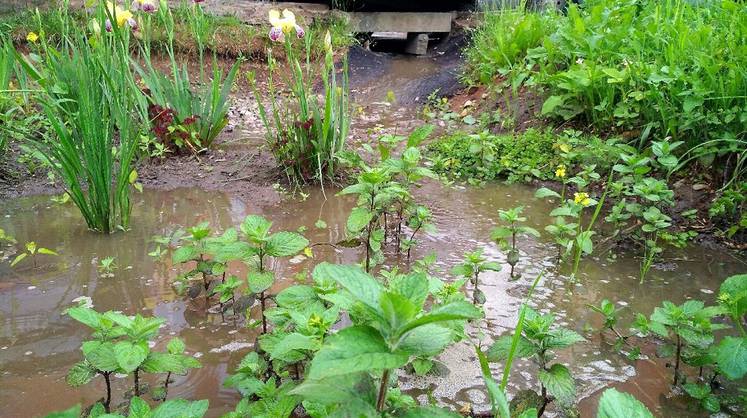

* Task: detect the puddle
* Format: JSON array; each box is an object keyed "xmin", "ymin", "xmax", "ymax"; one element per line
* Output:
[{"xmin": 0, "ymin": 183, "xmax": 743, "ymax": 417}]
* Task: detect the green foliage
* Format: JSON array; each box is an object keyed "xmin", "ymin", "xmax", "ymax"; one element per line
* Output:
[
  {"xmin": 9, "ymin": 240, "xmax": 58, "ymax": 268},
  {"xmin": 451, "ymin": 248, "xmax": 501, "ymax": 304},
  {"xmin": 427, "ymin": 128, "xmax": 564, "ymax": 183},
  {"xmin": 15, "ymin": 5, "xmax": 146, "ymax": 233},
  {"xmin": 487, "ymin": 306, "xmax": 584, "ymax": 412},
  {"xmin": 136, "ymin": 2, "xmax": 240, "ymax": 154},
  {"xmin": 466, "ymin": 0, "xmax": 747, "ymax": 157},
  {"xmin": 44, "ymin": 397, "xmax": 209, "ymax": 418},
  {"xmin": 171, "ymin": 216, "xmax": 308, "ymax": 331},
  {"xmin": 65, "ymin": 304, "xmax": 200, "ymax": 412},
  {"xmin": 339, "ymin": 126, "xmax": 436, "ymax": 271},
  {"xmin": 289, "ymin": 262, "xmax": 482, "ymax": 413},
  {"xmin": 491, "ymin": 206, "xmax": 539, "ymax": 279},
  {"xmin": 596, "ymin": 388, "xmax": 654, "ymax": 418},
  {"xmin": 709, "ymin": 182, "xmax": 747, "ymax": 239}
]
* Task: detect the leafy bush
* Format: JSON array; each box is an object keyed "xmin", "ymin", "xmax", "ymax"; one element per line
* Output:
[{"xmin": 466, "ymin": 0, "xmax": 747, "ymax": 155}]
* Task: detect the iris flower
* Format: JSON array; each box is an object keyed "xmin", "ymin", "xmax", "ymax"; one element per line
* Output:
[
  {"xmin": 132, "ymin": 0, "xmax": 157, "ymax": 13},
  {"xmin": 104, "ymin": 2, "xmax": 136, "ymax": 32},
  {"xmin": 268, "ymin": 9, "xmax": 304, "ymax": 42}
]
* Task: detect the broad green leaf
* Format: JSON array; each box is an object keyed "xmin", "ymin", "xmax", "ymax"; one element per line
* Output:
[
  {"xmin": 535, "ymin": 187, "xmax": 561, "ymax": 199},
  {"xmin": 172, "ymin": 246, "xmax": 200, "ymax": 264},
  {"xmin": 541, "ymin": 95, "xmax": 564, "ymax": 115},
  {"xmin": 241, "ymin": 215, "xmax": 273, "ymax": 242},
  {"xmin": 538, "ymin": 363, "xmax": 575, "ymax": 406},
  {"xmin": 264, "ymin": 332, "xmax": 320, "ymax": 361},
  {"xmin": 398, "ymin": 324, "xmax": 453, "ymax": 356},
  {"xmin": 43, "ymin": 405, "xmax": 82, "ymax": 418},
  {"xmin": 545, "ymin": 328, "xmax": 585, "ymax": 350},
  {"xmin": 314, "ymin": 263, "xmax": 383, "ymax": 318},
  {"xmin": 82, "ymin": 341, "xmax": 119, "ymax": 372},
  {"xmin": 38, "ymin": 247, "xmax": 59, "ymax": 255},
  {"xmin": 715, "ymin": 336, "xmax": 747, "ymax": 380},
  {"xmin": 720, "ymin": 274, "xmax": 747, "ymax": 317},
  {"xmin": 276, "ymin": 285, "xmax": 320, "ymax": 310},
  {"xmin": 66, "ymin": 362, "xmax": 96, "ymax": 387},
  {"xmin": 67, "ymin": 307, "xmax": 100, "ymax": 329},
  {"xmin": 486, "ymin": 335, "xmax": 538, "ymax": 362},
  {"xmin": 388, "ymin": 273, "xmax": 429, "ymax": 309},
  {"xmin": 140, "ymin": 352, "xmax": 188, "ymax": 374},
  {"xmin": 346, "ymin": 207, "xmax": 374, "ymax": 234},
  {"xmin": 380, "ymin": 291, "xmax": 418, "ymax": 333},
  {"xmin": 248, "ymin": 271, "xmax": 275, "ymax": 294},
  {"xmin": 596, "ymin": 388, "xmax": 654, "ymax": 418},
  {"xmin": 114, "ymin": 341, "xmax": 148, "ymax": 373},
  {"xmin": 167, "ymin": 337, "xmax": 186, "ymax": 354},
  {"xmin": 266, "ymin": 231, "xmax": 309, "ymax": 257},
  {"xmin": 576, "ymin": 231, "xmax": 594, "ymax": 255},
  {"xmin": 127, "ymin": 397, "xmax": 151, "ymax": 418},
  {"xmin": 396, "ymin": 301, "xmax": 482, "ymax": 337},
  {"xmin": 307, "ymin": 326, "xmax": 408, "ymax": 380},
  {"xmin": 290, "ymin": 373, "xmax": 377, "ymax": 405},
  {"xmin": 152, "ymin": 399, "xmax": 209, "ymax": 418},
  {"xmin": 10, "ymin": 252, "xmax": 27, "ymax": 267}
]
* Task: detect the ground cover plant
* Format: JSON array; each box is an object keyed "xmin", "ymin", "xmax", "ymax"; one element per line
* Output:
[{"xmin": 465, "ymin": 0, "xmax": 746, "ymax": 166}]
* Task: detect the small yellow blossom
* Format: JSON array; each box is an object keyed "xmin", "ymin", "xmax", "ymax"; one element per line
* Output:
[
  {"xmin": 574, "ymin": 192, "xmax": 591, "ymax": 206},
  {"xmin": 26, "ymin": 32, "xmax": 39, "ymax": 43},
  {"xmin": 555, "ymin": 164, "xmax": 566, "ymax": 178}
]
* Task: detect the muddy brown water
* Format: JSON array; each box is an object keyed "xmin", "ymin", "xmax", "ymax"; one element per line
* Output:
[{"xmin": 0, "ymin": 180, "xmax": 744, "ymax": 417}]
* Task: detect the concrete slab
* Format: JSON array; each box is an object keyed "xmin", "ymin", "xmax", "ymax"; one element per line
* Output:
[
  {"xmin": 404, "ymin": 33, "xmax": 429, "ymax": 55},
  {"xmin": 349, "ymin": 12, "xmax": 454, "ymax": 33}
]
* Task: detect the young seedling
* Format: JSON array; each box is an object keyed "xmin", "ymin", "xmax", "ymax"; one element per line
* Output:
[
  {"xmin": 451, "ymin": 248, "xmax": 502, "ymax": 304},
  {"xmin": 10, "ymin": 241, "xmax": 58, "ymax": 268},
  {"xmin": 587, "ymin": 299, "xmax": 640, "ymax": 359},
  {"xmin": 97, "ymin": 256, "xmax": 117, "ymax": 278},
  {"xmin": 487, "ymin": 306, "xmax": 584, "ymax": 415},
  {"xmin": 491, "ymin": 207, "xmax": 539, "ymax": 280},
  {"xmin": 65, "ymin": 304, "xmax": 200, "ymax": 412}
]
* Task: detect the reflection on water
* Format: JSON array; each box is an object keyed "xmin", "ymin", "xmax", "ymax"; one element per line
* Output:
[{"xmin": 0, "ymin": 183, "xmax": 743, "ymax": 417}]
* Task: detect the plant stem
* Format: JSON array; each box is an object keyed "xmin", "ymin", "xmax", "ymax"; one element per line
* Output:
[
  {"xmin": 376, "ymin": 369, "xmax": 391, "ymax": 412},
  {"xmin": 163, "ymin": 371, "xmax": 172, "ymax": 401},
  {"xmin": 103, "ymin": 372, "xmax": 112, "ymax": 413},
  {"xmin": 134, "ymin": 367, "xmax": 140, "ymax": 396},
  {"xmin": 673, "ymin": 334, "xmax": 681, "ymax": 386},
  {"xmin": 260, "ymin": 291, "xmax": 267, "ymax": 334}
]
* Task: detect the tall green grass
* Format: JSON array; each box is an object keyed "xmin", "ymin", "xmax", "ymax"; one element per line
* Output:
[
  {"xmin": 465, "ymin": 0, "xmax": 747, "ymax": 160},
  {"xmin": 17, "ymin": 6, "xmax": 146, "ymax": 233}
]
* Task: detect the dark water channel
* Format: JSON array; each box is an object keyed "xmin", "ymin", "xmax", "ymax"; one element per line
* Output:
[{"xmin": 0, "ymin": 181, "xmax": 743, "ymax": 417}]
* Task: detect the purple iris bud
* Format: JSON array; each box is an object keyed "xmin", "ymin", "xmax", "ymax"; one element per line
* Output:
[
  {"xmin": 294, "ymin": 24, "xmax": 305, "ymax": 39},
  {"xmin": 127, "ymin": 17, "xmax": 138, "ymax": 30},
  {"xmin": 193, "ymin": 0, "xmax": 204, "ymax": 3},
  {"xmin": 142, "ymin": 2, "xmax": 156, "ymax": 13},
  {"xmin": 269, "ymin": 26, "xmax": 284, "ymax": 42},
  {"xmin": 105, "ymin": 19, "xmax": 113, "ymax": 32}
]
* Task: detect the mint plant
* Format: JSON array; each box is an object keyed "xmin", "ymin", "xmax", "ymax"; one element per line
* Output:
[
  {"xmin": 451, "ymin": 248, "xmax": 502, "ymax": 304},
  {"xmin": 487, "ymin": 306, "xmax": 585, "ymax": 415},
  {"xmin": 491, "ymin": 206, "xmax": 540, "ymax": 280},
  {"xmin": 289, "ymin": 262, "xmax": 482, "ymax": 414},
  {"xmin": 65, "ymin": 305, "xmax": 200, "ymax": 412}
]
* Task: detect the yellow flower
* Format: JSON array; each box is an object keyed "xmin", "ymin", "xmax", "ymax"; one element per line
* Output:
[
  {"xmin": 558, "ymin": 143, "xmax": 571, "ymax": 153},
  {"xmin": 269, "ymin": 9, "xmax": 297, "ymax": 33},
  {"xmin": 26, "ymin": 32, "xmax": 39, "ymax": 43},
  {"xmin": 106, "ymin": 2, "xmax": 133, "ymax": 28},
  {"xmin": 574, "ymin": 192, "xmax": 591, "ymax": 206},
  {"xmin": 555, "ymin": 164, "xmax": 566, "ymax": 178}
]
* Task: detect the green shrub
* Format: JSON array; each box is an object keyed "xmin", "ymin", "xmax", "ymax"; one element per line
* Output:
[{"xmin": 465, "ymin": 0, "xmax": 747, "ymax": 156}]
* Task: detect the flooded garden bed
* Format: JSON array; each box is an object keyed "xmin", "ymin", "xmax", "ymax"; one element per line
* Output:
[{"xmin": 0, "ymin": 0, "xmax": 745, "ymax": 417}]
